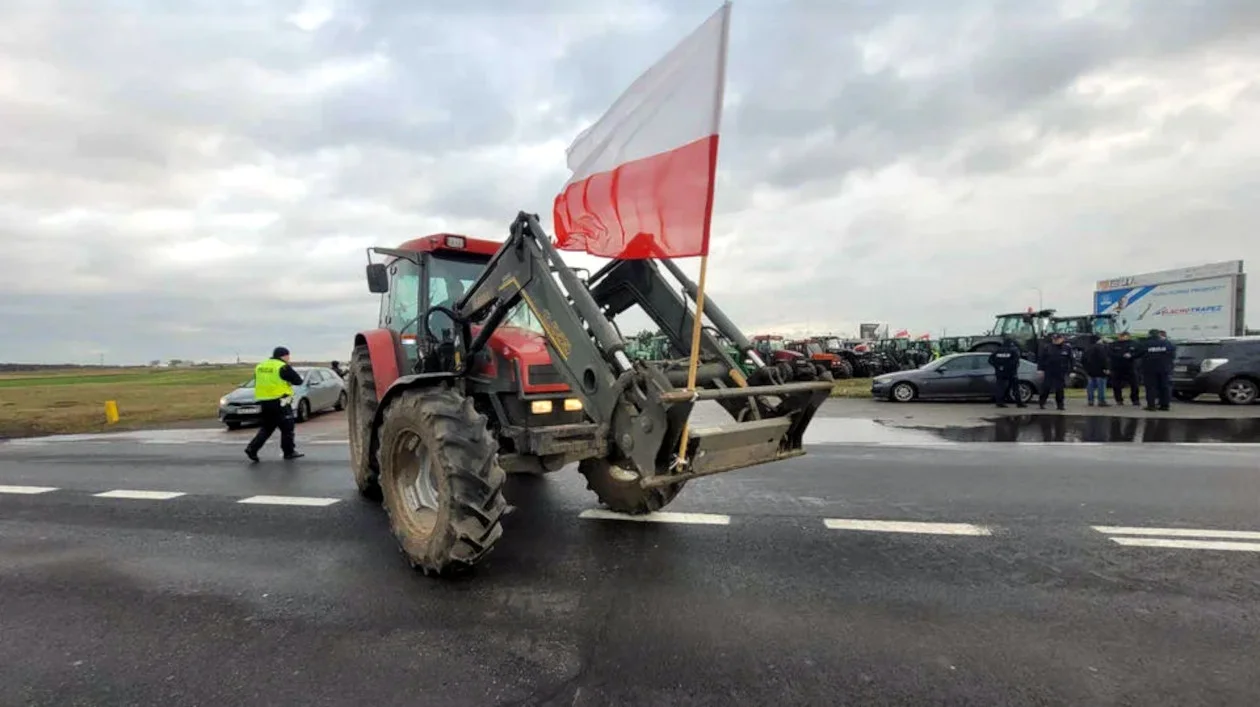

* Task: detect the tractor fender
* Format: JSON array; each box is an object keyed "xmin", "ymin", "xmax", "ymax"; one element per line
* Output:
[
  {"xmin": 354, "ymin": 328, "xmax": 407, "ymax": 400},
  {"xmin": 369, "ymin": 372, "xmax": 460, "ymax": 443}
]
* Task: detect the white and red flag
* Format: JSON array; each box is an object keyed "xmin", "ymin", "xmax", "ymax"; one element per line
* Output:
[
  {"xmin": 893, "ymin": 329, "xmax": 909, "ymax": 339},
  {"xmin": 552, "ymin": 2, "xmax": 732, "ymax": 260}
]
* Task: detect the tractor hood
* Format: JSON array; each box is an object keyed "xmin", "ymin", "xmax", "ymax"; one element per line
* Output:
[
  {"xmin": 482, "ymin": 326, "xmax": 550, "ymax": 360},
  {"xmin": 470, "ymin": 324, "xmax": 569, "ymax": 393}
]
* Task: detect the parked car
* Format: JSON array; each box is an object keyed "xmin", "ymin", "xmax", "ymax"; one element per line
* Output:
[
  {"xmin": 870, "ymin": 352, "xmax": 1042, "ymax": 403},
  {"xmin": 218, "ymin": 366, "xmax": 347, "ymax": 429},
  {"xmin": 1171, "ymin": 336, "xmax": 1260, "ymax": 405}
]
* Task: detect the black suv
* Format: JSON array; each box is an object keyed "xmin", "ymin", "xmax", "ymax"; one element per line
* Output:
[{"xmin": 1172, "ymin": 336, "xmax": 1260, "ymax": 405}]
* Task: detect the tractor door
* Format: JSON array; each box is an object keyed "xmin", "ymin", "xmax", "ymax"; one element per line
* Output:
[{"xmin": 383, "ymin": 258, "xmax": 424, "ymax": 371}]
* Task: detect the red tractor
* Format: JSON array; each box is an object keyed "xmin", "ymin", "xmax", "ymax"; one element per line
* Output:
[
  {"xmin": 751, "ymin": 334, "xmax": 830, "ymax": 381},
  {"xmin": 348, "ymin": 212, "xmax": 833, "ymax": 576},
  {"xmin": 785, "ymin": 339, "xmax": 853, "ymax": 379}
]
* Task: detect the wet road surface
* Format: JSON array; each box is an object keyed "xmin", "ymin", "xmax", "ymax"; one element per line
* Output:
[{"xmin": 3, "ymin": 410, "xmax": 1260, "ymax": 706}]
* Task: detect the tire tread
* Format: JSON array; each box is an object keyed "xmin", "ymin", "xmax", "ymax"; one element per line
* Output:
[{"xmin": 376, "ymin": 385, "xmax": 507, "ymax": 575}]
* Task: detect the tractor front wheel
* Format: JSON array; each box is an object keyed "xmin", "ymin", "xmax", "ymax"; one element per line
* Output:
[
  {"xmin": 580, "ymin": 458, "xmax": 684, "ymax": 515},
  {"xmin": 376, "ymin": 385, "xmax": 508, "ymax": 575},
  {"xmin": 347, "ymin": 344, "xmax": 381, "ymax": 501}
]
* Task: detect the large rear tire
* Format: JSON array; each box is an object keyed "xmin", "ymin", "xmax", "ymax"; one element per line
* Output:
[
  {"xmin": 347, "ymin": 344, "xmax": 381, "ymax": 501},
  {"xmin": 376, "ymin": 385, "xmax": 508, "ymax": 575},
  {"xmin": 580, "ymin": 458, "xmax": 683, "ymax": 515}
]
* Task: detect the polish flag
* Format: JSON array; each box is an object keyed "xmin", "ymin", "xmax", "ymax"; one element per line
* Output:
[
  {"xmin": 893, "ymin": 329, "xmax": 909, "ymax": 339},
  {"xmin": 917, "ymin": 333, "xmax": 931, "ymax": 340},
  {"xmin": 552, "ymin": 3, "xmax": 732, "ymax": 260}
]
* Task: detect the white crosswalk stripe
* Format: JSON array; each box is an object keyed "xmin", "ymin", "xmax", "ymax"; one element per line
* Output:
[
  {"xmin": 1093, "ymin": 525, "xmax": 1260, "ymax": 552},
  {"xmin": 823, "ymin": 518, "xmax": 993, "ymax": 536},
  {"xmin": 1092, "ymin": 525, "xmax": 1260, "ymax": 540},
  {"xmin": 94, "ymin": 490, "xmax": 187, "ymax": 500},
  {"xmin": 1107, "ymin": 537, "xmax": 1260, "ymax": 552},
  {"xmin": 0, "ymin": 485, "xmax": 59, "ymax": 494},
  {"xmin": 237, "ymin": 495, "xmax": 341, "ymax": 507},
  {"xmin": 579, "ymin": 509, "xmax": 731, "ymax": 525}
]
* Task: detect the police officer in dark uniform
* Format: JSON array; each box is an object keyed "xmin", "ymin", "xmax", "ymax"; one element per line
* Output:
[
  {"xmin": 987, "ymin": 334, "xmax": 1025, "ymax": 408},
  {"xmin": 1107, "ymin": 331, "xmax": 1140, "ymax": 406},
  {"xmin": 1036, "ymin": 332, "xmax": 1073, "ymax": 410},
  {"xmin": 1137, "ymin": 328, "xmax": 1176, "ymax": 411},
  {"xmin": 245, "ymin": 346, "xmax": 307, "ymax": 462}
]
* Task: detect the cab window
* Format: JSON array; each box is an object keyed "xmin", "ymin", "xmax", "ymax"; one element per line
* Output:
[
  {"xmin": 995, "ymin": 317, "xmax": 1024, "ymax": 336},
  {"xmin": 425, "ymin": 253, "xmax": 489, "ymax": 340},
  {"xmin": 385, "ymin": 259, "xmax": 421, "ymax": 336},
  {"xmin": 1050, "ymin": 319, "xmax": 1084, "ymax": 335}
]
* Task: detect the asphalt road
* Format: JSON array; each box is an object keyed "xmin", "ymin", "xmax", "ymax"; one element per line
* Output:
[{"xmin": 2, "ymin": 416, "xmax": 1260, "ymax": 706}]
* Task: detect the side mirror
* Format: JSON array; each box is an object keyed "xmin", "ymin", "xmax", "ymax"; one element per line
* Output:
[{"xmin": 366, "ymin": 263, "xmax": 389, "ymax": 293}]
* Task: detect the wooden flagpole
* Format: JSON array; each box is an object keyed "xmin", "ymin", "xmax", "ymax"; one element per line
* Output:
[
  {"xmin": 674, "ymin": 2, "xmax": 730, "ymax": 469},
  {"xmin": 675, "ymin": 253, "xmax": 710, "ymax": 467}
]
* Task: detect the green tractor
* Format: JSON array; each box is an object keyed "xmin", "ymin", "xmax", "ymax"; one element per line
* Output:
[
  {"xmin": 967, "ymin": 309, "xmax": 1119, "ymax": 387},
  {"xmin": 625, "ymin": 334, "xmax": 673, "ymax": 362}
]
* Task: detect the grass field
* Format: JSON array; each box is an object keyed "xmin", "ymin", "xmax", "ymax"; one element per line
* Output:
[
  {"xmin": 0, "ymin": 366, "xmax": 256, "ymax": 438},
  {"xmin": 0, "ymin": 366, "xmax": 1086, "ymax": 438}
]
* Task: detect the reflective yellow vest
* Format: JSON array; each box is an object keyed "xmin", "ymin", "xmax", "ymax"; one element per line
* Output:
[{"xmin": 254, "ymin": 358, "xmax": 293, "ymax": 401}]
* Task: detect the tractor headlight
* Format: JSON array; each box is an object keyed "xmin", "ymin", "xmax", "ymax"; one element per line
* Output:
[
  {"xmin": 563, "ymin": 398, "xmax": 583, "ymax": 411},
  {"xmin": 219, "ymin": 396, "xmax": 228, "ymax": 406},
  {"xmin": 530, "ymin": 400, "xmax": 553, "ymax": 414}
]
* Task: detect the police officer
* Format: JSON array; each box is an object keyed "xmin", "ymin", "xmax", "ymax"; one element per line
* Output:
[
  {"xmin": 330, "ymin": 360, "xmax": 346, "ymax": 379},
  {"xmin": 987, "ymin": 334, "xmax": 1025, "ymax": 408},
  {"xmin": 1036, "ymin": 332, "xmax": 1073, "ymax": 410},
  {"xmin": 1137, "ymin": 328, "xmax": 1176, "ymax": 411},
  {"xmin": 1107, "ymin": 331, "xmax": 1140, "ymax": 406},
  {"xmin": 244, "ymin": 346, "xmax": 306, "ymax": 462}
]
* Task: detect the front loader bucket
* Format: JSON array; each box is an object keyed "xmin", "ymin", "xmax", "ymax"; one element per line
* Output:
[{"xmin": 642, "ymin": 380, "xmax": 834, "ymax": 489}]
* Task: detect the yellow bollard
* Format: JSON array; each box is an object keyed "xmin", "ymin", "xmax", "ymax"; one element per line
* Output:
[{"xmin": 104, "ymin": 400, "xmax": 120, "ymax": 424}]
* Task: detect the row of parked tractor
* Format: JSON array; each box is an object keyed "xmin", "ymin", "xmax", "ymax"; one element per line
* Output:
[{"xmin": 625, "ymin": 308, "xmax": 1119, "ymax": 387}]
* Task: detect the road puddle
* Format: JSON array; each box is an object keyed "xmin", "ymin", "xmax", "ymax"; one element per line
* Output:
[
  {"xmin": 908, "ymin": 415, "xmax": 1260, "ymax": 443},
  {"xmin": 802, "ymin": 417, "xmax": 962, "ymax": 445}
]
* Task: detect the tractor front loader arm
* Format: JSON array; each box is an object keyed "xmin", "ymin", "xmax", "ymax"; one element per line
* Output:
[
  {"xmin": 449, "ymin": 212, "xmax": 832, "ymax": 487},
  {"xmin": 449, "ymin": 213, "xmax": 674, "ymax": 478}
]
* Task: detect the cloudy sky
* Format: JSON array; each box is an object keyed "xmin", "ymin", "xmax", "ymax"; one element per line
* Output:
[{"xmin": 2, "ymin": 0, "xmax": 1258, "ymax": 365}]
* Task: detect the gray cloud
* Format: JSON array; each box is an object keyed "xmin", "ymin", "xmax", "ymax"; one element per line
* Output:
[{"xmin": 1, "ymin": 0, "xmax": 1259, "ymax": 364}]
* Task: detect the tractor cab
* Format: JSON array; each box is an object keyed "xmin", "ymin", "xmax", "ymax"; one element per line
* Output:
[
  {"xmin": 365, "ymin": 234, "xmax": 551, "ymax": 383},
  {"xmin": 752, "ymin": 334, "xmax": 802, "ymax": 364},
  {"xmin": 1049, "ymin": 314, "xmax": 1118, "ymax": 339},
  {"xmin": 991, "ymin": 309, "xmax": 1053, "ymax": 341}
]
